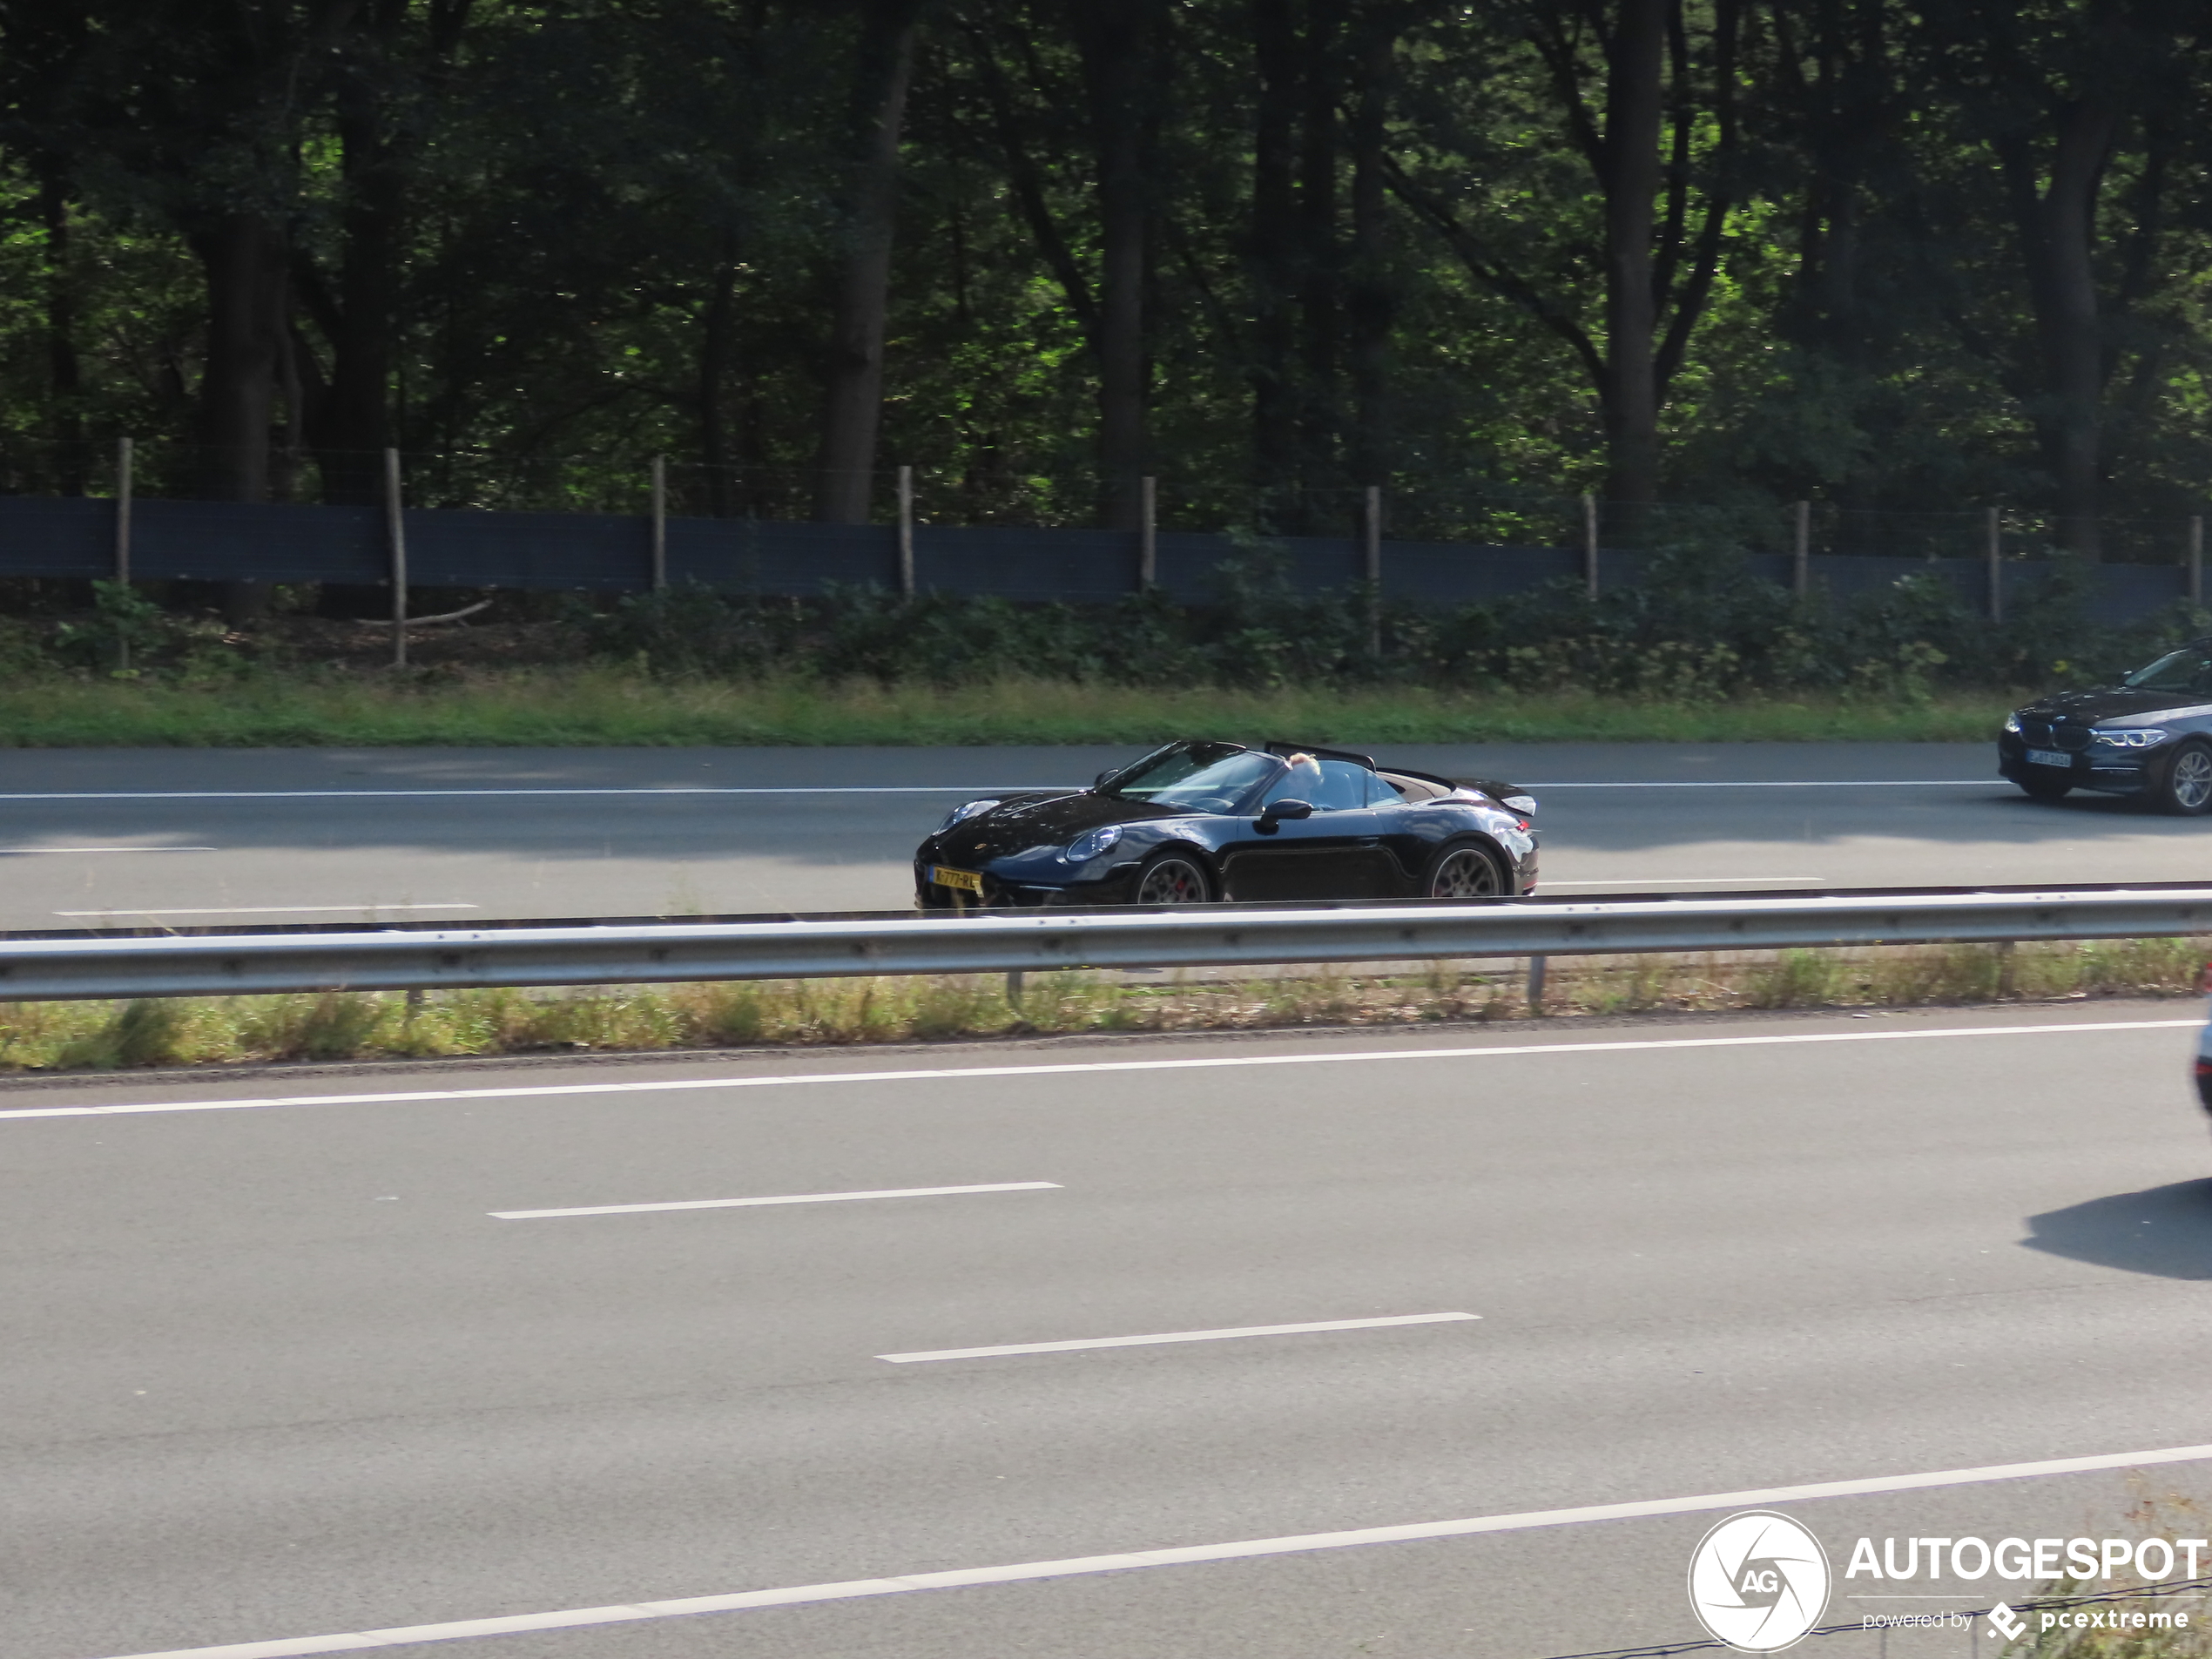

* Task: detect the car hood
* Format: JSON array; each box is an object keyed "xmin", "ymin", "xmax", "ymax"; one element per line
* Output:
[
  {"xmin": 2017, "ymin": 687, "xmax": 2199, "ymax": 724},
  {"xmin": 934, "ymin": 791, "xmax": 1179, "ymax": 861}
]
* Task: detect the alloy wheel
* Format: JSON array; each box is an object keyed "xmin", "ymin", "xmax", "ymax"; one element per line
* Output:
[
  {"xmin": 2175, "ymin": 746, "xmax": 2212, "ymax": 812},
  {"xmin": 1428, "ymin": 847, "xmax": 1502, "ymax": 899},
  {"xmin": 1136, "ymin": 857, "xmax": 1208, "ymax": 904}
]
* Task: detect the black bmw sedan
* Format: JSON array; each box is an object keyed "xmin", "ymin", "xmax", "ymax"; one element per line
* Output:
[
  {"xmin": 913, "ymin": 739, "xmax": 1539, "ymax": 908},
  {"xmin": 2001, "ymin": 639, "xmax": 2212, "ymax": 813}
]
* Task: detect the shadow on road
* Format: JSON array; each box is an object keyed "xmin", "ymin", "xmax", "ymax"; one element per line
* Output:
[{"xmin": 2022, "ymin": 1178, "xmax": 2212, "ymax": 1279}]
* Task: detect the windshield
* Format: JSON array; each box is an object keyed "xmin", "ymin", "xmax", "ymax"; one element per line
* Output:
[
  {"xmin": 1105, "ymin": 744, "xmax": 1278, "ymax": 813},
  {"xmin": 2122, "ymin": 646, "xmax": 2212, "ymax": 696}
]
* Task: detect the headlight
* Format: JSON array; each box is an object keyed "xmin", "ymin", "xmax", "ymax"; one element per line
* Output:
[
  {"xmin": 936, "ymin": 798, "xmax": 1000, "ymax": 833},
  {"xmin": 1063, "ymin": 824, "xmax": 1123, "ymax": 862},
  {"xmin": 2091, "ymin": 728, "xmax": 2167, "ymax": 748},
  {"xmin": 2004, "ymin": 711, "xmax": 2021, "ymax": 734},
  {"xmin": 1501, "ymin": 794, "xmax": 1537, "ymax": 813}
]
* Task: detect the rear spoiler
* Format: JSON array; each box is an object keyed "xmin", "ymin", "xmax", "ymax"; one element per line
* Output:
[{"xmin": 1386, "ymin": 765, "xmax": 1536, "ymax": 811}]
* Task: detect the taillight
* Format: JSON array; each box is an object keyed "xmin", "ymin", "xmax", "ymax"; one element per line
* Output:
[
  {"xmin": 2196, "ymin": 1059, "xmax": 2212, "ymax": 1076},
  {"xmin": 2201, "ymin": 962, "xmax": 2212, "ymax": 993}
]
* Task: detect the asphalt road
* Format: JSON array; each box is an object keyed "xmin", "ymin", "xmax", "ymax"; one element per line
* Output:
[
  {"xmin": 9, "ymin": 1003, "xmax": 2212, "ymax": 1658},
  {"xmin": 0, "ymin": 740, "xmax": 2202, "ymax": 929}
]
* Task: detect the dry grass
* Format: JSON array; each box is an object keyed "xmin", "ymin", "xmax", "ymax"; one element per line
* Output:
[{"xmin": 0, "ymin": 936, "xmax": 2201, "ymax": 1076}]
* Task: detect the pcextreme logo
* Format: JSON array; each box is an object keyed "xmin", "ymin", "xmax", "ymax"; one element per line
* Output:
[{"xmin": 1687, "ymin": 1511, "xmax": 1833, "ymax": 1653}]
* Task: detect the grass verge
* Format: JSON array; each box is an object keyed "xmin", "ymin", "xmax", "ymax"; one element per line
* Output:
[
  {"xmin": 3, "ymin": 937, "xmax": 2197, "ymax": 1075},
  {"xmin": 0, "ymin": 670, "xmax": 2012, "ymax": 746}
]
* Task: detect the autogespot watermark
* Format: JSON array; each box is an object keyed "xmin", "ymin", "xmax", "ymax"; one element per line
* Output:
[
  {"xmin": 1688, "ymin": 1512, "xmax": 1833, "ymax": 1651},
  {"xmin": 1688, "ymin": 1514, "xmax": 2203, "ymax": 1650}
]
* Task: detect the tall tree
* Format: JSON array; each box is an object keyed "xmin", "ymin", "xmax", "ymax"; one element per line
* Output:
[{"xmin": 814, "ymin": 0, "xmax": 926, "ymax": 525}]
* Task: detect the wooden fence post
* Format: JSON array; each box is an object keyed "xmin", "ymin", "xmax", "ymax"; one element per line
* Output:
[
  {"xmin": 1792, "ymin": 499, "xmax": 1809, "ymax": 599},
  {"xmin": 1986, "ymin": 505, "xmax": 2002, "ymax": 624},
  {"xmin": 2191, "ymin": 516, "xmax": 2203, "ymax": 610},
  {"xmin": 113, "ymin": 436, "xmax": 133, "ymax": 671},
  {"xmin": 650, "ymin": 455, "xmax": 667, "ymax": 592},
  {"xmin": 1363, "ymin": 483, "xmax": 1382, "ymax": 656},
  {"xmin": 1138, "ymin": 475, "xmax": 1157, "ymax": 590},
  {"xmin": 385, "ymin": 447, "xmax": 408, "ymax": 668},
  {"xmin": 1581, "ymin": 493, "xmax": 1598, "ymax": 599},
  {"xmin": 896, "ymin": 464, "xmax": 914, "ymax": 599}
]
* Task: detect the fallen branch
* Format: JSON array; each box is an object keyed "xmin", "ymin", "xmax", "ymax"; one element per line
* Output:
[{"xmin": 356, "ymin": 597, "xmax": 493, "ymax": 628}]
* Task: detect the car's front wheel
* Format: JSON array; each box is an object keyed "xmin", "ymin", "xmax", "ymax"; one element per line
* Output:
[
  {"xmin": 1132, "ymin": 851, "xmax": 1212, "ymax": 904},
  {"xmin": 1425, "ymin": 841, "xmax": 1506, "ymax": 900},
  {"xmin": 2158, "ymin": 742, "xmax": 2212, "ymax": 816}
]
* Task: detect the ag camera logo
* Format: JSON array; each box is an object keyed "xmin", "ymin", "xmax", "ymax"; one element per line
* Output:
[{"xmin": 1687, "ymin": 1511, "xmax": 1832, "ymax": 1652}]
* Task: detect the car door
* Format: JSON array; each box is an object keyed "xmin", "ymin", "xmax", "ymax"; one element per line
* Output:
[{"xmin": 1220, "ymin": 759, "xmax": 1393, "ymax": 900}]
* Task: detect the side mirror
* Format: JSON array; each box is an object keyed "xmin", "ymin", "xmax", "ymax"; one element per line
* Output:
[
  {"xmin": 1095, "ymin": 770, "xmax": 1115, "ymax": 788},
  {"xmin": 1261, "ymin": 797, "xmax": 1314, "ymax": 822}
]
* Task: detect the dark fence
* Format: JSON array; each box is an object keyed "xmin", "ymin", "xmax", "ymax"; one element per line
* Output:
[{"xmin": 0, "ymin": 495, "xmax": 2195, "ymax": 628}]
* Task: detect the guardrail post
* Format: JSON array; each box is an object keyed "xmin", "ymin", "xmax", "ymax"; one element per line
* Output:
[
  {"xmin": 2191, "ymin": 516, "xmax": 2203, "ymax": 610},
  {"xmin": 896, "ymin": 464, "xmax": 915, "ymax": 599},
  {"xmin": 385, "ymin": 447, "xmax": 408, "ymax": 669},
  {"xmin": 1581, "ymin": 494, "xmax": 1598, "ymax": 599},
  {"xmin": 1995, "ymin": 939, "xmax": 2016, "ymax": 999},
  {"xmin": 1006, "ymin": 968, "xmax": 1025, "ymax": 1011},
  {"xmin": 1987, "ymin": 506, "xmax": 2002, "ymax": 624},
  {"xmin": 650, "ymin": 455, "xmax": 667, "ymax": 592},
  {"xmin": 1526, "ymin": 954, "xmax": 1547, "ymax": 1016},
  {"xmin": 113, "ymin": 436, "xmax": 133, "ymax": 671},
  {"xmin": 1139, "ymin": 475, "xmax": 1157, "ymax": 591},
  {"xmin": 1792, "ymin": 499, "xmax": 1809, "ymax": 599}
]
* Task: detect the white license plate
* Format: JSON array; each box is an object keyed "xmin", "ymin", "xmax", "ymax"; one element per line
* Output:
[{"xmin": 2026, "ymin": 748, "xmax": 2071, "ymax": 768}]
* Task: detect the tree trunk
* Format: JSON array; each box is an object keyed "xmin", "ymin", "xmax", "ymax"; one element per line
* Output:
[
  {"xmin": 194, "ymin": 212, "xmax": 289, "ymax": 619},
  {"xmin": 1598, "ymin": 0, "xmax": 1669, "ymax": 527},
  {"xmin": 1248, "ymin": 0, "xmax": 1301, "ymax": 525},
  {"xmin": 2018, "ymin": 99, "xmax": 2118, "ymax": 557},
  {"xmin": 37, "ymin": 165, "xmax": 83, "ymax": 496},
  {"xmin": 699, "ymin": 253, "xmax": 738, "ymax": 517},
  {"xmin": 319, "ymin": 65, "xmax": 404, "ymax": 507},
  {"xmin": 813, "ymin": 0, "xmax": 923, "ymax": 526},
  {"xmin": 1345, "ymin": 17, "xmax": 1398, "ymax": 493},
  {"xmin": 1296, "ymin": 0, "xmax": 1345, "ymax": 506},
  {"xmin": 1073, "ymin": 3, "xmax": 1153, "ymax": 530}
]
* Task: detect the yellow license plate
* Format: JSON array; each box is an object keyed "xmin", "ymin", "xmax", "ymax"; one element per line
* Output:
[{"xmin": 931, "ymin": 866, "xmax": 984, "ymax": 894}]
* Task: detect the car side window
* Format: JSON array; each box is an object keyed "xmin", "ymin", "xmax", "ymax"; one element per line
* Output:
[
  {"xmin": 1366, "ymin": 772, "xmax": 1409, "ymax": 806},
  {"xmin": 1260, "ymin": 758, "xmax": 1370, "ymax": 812}
]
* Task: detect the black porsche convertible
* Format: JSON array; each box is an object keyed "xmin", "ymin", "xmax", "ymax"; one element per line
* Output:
[{"xmin": 914, "ymin": 740, "xmax": 1539, "ymax": 908}]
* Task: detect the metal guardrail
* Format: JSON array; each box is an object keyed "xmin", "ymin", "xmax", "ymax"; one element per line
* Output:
[{"xmin": 1, "ymin": 884, "xmax": 2209, "ymax": 1002}]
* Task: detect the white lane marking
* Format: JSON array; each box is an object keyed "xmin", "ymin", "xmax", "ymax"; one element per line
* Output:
[
  {"xmin": 1545, "ymin": 876, "xmax": 1824, "ymax": 887},
  {"xmin": 1527, "ymin": 779, "xmax": 1990, "ymax": 788},
  {"xmin": 0, "ymin": 786, "xmax": 1068, "ymax": 802},
  {"xmin": 52, "ymin": 903, "xmax": 480, "ymax": 917},
  {"xmin": 0, "ymin": 845, "xmax": 215, "ymax": 853},
  {"xmin": 0, "ymin": 1017, "xmax": 2192, "ymax": 1123},
  {"xmin": 492, "ymin": 1181, "xmax": 1061, "ymax": 1220},
  {"xmin": 91, "ymin": 1440, "xmax": 2212, "ymax": 1659},
  {"xmin": 880, "ymin": 1311, "xmax": 1479, "ymax": 1364}
]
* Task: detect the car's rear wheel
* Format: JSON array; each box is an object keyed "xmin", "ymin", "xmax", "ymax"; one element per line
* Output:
[
  {"xmin": 2158, "ymin": 741, "xmax": 2212, "ymax": 816},
  {"xmin": 2016, "ymin": 775, "xmax": 2072, "ymax": 801},
  {"xmin": 1133, "ymin": 852, "xmax": 1212, "ymax": 904},
  {"xmin": 1426, "ymin": 842, "xmax": 1505, "ymax": 900}
]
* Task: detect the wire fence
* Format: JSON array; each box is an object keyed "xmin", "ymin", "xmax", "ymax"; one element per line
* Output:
[{"xmin": 0, "ymin": 437, "xmax": 2202, "ymax": 565}]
